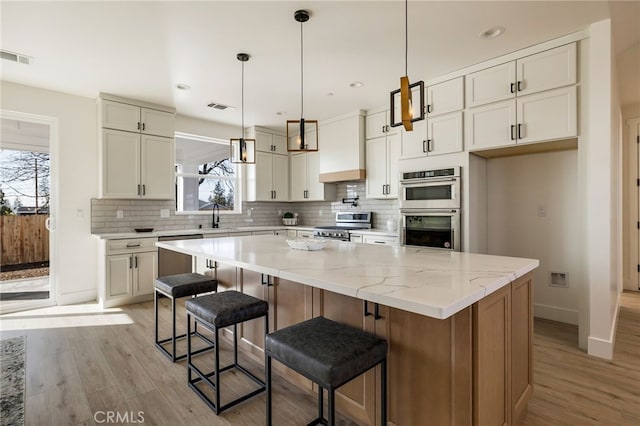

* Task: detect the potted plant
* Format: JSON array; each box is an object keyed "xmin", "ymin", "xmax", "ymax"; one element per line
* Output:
[{"xmin": 283, "ymin": 211, "xmax": 297, "ymax": 226}]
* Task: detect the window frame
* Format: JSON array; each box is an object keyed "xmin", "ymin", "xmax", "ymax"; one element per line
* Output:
[{"xmin": 174, "ymin": 132, "xmax": 242, "ymax": 215}]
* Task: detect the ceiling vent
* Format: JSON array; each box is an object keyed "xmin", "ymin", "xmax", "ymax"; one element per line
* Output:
[
  {"xmin": 207, "ymin": 102, "xmax": 234, "ymax": 111},
  {"xmin": 1, "ymin": 50, "xmax": 32, "ymax": 65}
]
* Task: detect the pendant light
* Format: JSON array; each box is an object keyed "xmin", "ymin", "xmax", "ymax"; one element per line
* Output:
[
  {"xmin": 230, "ymin": 53, "xmax": 256, "ymax": 163},
  {"xmin": 287, "ymin": 9, "xmax": 318, "ymax": 152},
  {"xmin": 390, "ymin": 0, "xmax": 425, "ymax": 131}
]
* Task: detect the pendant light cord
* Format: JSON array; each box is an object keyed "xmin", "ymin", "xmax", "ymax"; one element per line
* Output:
[
  {"xmin": 241, "ymin": 59, "xmax": 245, "ymax": 138},
  {"xmin": 300, "ymin": 20, "xmax": 304, "ymax": 118},
  {"xmin": 405, "ymin": 0, "xmax": 408, "ymax": 76}
]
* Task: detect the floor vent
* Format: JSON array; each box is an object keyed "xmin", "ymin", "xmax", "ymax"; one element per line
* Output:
[{"xmin": 1, "ymin": 50, "xmax": 31, "ymax": 65}]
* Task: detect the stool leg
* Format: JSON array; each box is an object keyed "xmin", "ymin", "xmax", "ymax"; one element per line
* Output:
[
  {"xmin": 215, "ymin": 326, "xmax": 221, "ymax": 412},
  {"xmin": 328, "ymin": 388, "xmax": 335, "ymax": 426},
  {"xmin": 233, "ymin": 323, "xmax": 238, "ymax": 366},
  {"xmin": 266, "ymin": 355, "xmax": 272, "ymax": 426},
  {"xmin": 381, "ymin": 359, "xmax": 387, "ymax": 426},
  {"xmin": 317, "ymin": 386, "xmax": 324, "ymax": 422},
  {"xmin": 154, "ymin": 290, "xmax": 159, "ymax": 345},
  {"xmin": 187, "ymin": 314, "xmax": 192, "ymax": 383},
  {"xmin": 171, "ymin": 296, "xmax": 177, "ymax": 362}
]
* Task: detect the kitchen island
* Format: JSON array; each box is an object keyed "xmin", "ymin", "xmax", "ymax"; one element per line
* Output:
[{"xmin": 157, "ymin": 235, "xmax": 539, "ymax": 425}]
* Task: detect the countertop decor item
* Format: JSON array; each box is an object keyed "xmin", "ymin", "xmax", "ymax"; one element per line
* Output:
[
  {"xmin": 283, "ymin": 212, "xmax": 298, "ymax": 225},
  {"xmin": 135, "ymin": 228, "xmax": 154, "ymax": 233},
  {"xmin": 287, "ymin": 238, "xmax": 326, "ymax": 251}
]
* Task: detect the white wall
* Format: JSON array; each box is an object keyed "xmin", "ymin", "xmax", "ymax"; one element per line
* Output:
[
  {"xmin": 487, "ymin": 150, "xmax": 581, "ymax": 325},
  {"xmin": 1, "ymin": 81, "xmax": 98, "ymax": 304},
  {"xmin": 585, "ymin": 19, "xmax": 622, "ymax": 359}
]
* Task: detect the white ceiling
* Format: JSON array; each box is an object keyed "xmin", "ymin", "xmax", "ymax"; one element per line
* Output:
[{"xmin": 1, "ymin": 1, "xmax": 638, "ymax": 132}]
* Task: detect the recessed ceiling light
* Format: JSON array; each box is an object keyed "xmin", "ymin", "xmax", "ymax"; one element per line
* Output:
[
  {"xmin": 327, "ymin": 92, "xmax": 334, "ymax": 96},
  {"xmin": 175, "ymin": 83, "xmax": 191, "ymax": 90},
  {"xmin": 480, "ymin": 26, "xmax": 505, "ymax": 39},
  {"xmin": 349, "ymin": 81, "xmax": 364, "ymax": 88}
]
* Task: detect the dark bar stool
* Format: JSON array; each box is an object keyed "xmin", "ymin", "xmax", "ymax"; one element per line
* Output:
[
  {"xmin": 154, "ymin": 272, "xmax": 218, "ymax": 362},
  {"xmin": 265, "ymin": 316, "xmax": 388, "ymax": 426},
  {"xmin": 186, "ymin": 290, "xmax": 269, "ymax": 414}
]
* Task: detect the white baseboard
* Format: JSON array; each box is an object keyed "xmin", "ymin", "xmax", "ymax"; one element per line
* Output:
[
  {"xmin": 534, "ymin": 303, "xmax": 579, "ymax": 325},
  {"xmin": 587, "ymin": 292, "xmax": 621, "ymax": 360},
  {"xmin": 56, "ymin": 289, "xmax": 97, "ymax": 306}
]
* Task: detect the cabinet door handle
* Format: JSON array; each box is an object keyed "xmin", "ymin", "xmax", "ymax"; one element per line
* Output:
[
  {"xmin": 137, "ymin": 122, "xmax": 141, "ymax": 130},
  {"xmin": 273, "ymin": 190, "xmax": 276, "ymax": 199},
  {"xmin": 126, "ymin": 243, "xmax": 141, "ymax": 248},
  {"xmin": 422, "ymin": 140, "xmax": 427, "ymax": 153},
  {"xmin": 129, "ymin": 256, "xmax": 133, "ymax": 269},
  {"xmin": 510, "ymin": 125, "xmax": 516, "ymax": 141},
  {"xmin": 518, "ymin": 123, "xmax": 523, "ymax": 139},
  {"xmin": 142, "ymin": 122, "xmax": 146, "ymax": 131},
  {"xmin": 363, "ymin": 300, "xmax": 372, "ymax": 317},
  {"xmin": 510, "ymin": 82, "xmax": 515, "ymax": 94},
  {"xmin": 386, "ymin": 125, "xmax": 390, "ymax": 132},
  {"xmin": 137, "ymin": 184, "xmax": 141, "ymax": 196},
  {"xmin": 374, "ymin": 303, "xmax": 382, "ymax": 320},
  {"xmin": 142, "ymin": 184, "xmax": 146, "ymax": 196},
  {"xmin": 427, "ymin": 139, "xmax": 433, "ymax": 152},
  {"xmin": 427, "ymin": 104, "xmax": 433, "ymax": 114},
  {"xmin": 134, "ymin": 256, "xmax": 138, "ymax": 268},
  {"xmin": 517, "ymin": 81, "xmax": 523, "ymax": 92},
  {"xmin": 261, "ymin": 274, "xmax": 274, "ymax": 287}
]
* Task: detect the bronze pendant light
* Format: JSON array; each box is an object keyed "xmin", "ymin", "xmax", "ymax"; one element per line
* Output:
[
  {"xmin": 390, "ymin": 0, "xmax": 425, "ymax": 131},
  {"xmin": 287, "ymin": 9, "xmax": 318, "ymax": 152},
  {"xmin": 230, "ymin": 53, "xmax": 256, "ymax": 163}
]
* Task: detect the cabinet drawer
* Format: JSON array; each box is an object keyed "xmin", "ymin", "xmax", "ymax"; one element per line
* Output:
[
  {"xmin": 106, "ymin": 238, "xmax": 158, "ymax": 255},
  {"xmin": 363, "ymin": 235, "xmax": 398, "ymax": 246}
]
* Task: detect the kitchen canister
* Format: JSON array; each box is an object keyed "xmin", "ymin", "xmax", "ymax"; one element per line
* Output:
[{"xmin": 386, "ymin": 217, "xmax": 397, "ymax": 232}]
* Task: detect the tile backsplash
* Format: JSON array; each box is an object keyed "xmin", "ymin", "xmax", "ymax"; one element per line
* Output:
[{"xmin": 91, "ymin": 181, "xmax": 398, "ymax": 234}]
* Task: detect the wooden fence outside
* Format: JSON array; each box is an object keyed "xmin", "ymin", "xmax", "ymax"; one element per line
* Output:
[{"xmin": 0, "ymin": 215, "xmax": 49, "ymax": 267}]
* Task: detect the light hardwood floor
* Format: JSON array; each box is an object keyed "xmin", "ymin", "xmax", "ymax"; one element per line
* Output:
[{"xmin": 1, "ymin": 292, "xmax": 638, "ymax": 425}]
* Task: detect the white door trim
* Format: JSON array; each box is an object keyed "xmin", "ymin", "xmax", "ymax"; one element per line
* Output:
[{"xmin": 0, "ymin": 109, "xmax": 59, "ymax": 312}]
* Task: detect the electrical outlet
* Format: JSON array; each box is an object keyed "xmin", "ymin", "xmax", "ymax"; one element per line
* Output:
[
  {"xmin": 318, "ymin": 209, "xmax": 323, "ymax": 216},
  {"xmin": 160, "ymin": 209, "xmax": 170, "ymax": 218},
  {"xmin": 537, "ymin": 205, "xmax": 546, "ymax": 217},
  {"xmin": 116, "ymin": 210, "xmax": 123, "ymax": 219}
]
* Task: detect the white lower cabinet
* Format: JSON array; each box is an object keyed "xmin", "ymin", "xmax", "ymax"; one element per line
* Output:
[{"xmin": 100, "ymin": 238, "xmax": 158, "ymax": 307}]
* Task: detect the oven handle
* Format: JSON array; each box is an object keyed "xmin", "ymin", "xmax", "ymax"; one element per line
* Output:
[{"xmin": 400, "ymin": 176, "xmax": 458, "ymax": 185}]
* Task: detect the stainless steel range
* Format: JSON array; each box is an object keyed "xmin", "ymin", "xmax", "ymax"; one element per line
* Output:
[{"xmin": 313, "ymin": 211, "xmax": 372, "ymax": 241}]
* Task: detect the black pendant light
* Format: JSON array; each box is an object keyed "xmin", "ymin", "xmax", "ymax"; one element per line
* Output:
[
  {"xmin": 230, "ymin": 53, "xmax": 256, "ymax": 163},
  {"xmin": 390, "ymin": 0, "xmax": 425, "ymax": 131},
  {"xmin": 287, "ymin": 9, "xmax": 318, "ymax": 152}
]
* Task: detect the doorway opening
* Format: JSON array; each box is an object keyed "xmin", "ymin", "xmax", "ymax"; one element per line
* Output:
[{"xmin": 0, "ymin": 113, "xmax": 57, "ymax": 313}]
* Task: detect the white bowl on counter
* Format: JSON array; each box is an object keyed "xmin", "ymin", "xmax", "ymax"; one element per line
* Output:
[{"xmin": 286, "ymin": 238, "xmax": 326, "ymax": 251}]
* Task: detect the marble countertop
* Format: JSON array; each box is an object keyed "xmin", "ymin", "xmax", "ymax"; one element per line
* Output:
[
  {"xmin": 92, "ymin": 226, "xmax": 316, "ymax": 239},
  {"xmin": 156, "ymin": 235, "xmax": 538, "ymax": 320}
]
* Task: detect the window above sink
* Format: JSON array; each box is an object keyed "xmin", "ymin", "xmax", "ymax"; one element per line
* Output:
[{"xmin": 175, "ymin": 132, "xmax": 241, "ymax": 215}]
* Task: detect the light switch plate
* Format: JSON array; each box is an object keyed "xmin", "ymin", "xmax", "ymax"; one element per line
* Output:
[
  {"xmin": 160, "ymin": 209, "xmax": 170, "ymax": 218},
  {"xmin": 116, "ymin": 210, "xmax": 123, "ymax": 219}
]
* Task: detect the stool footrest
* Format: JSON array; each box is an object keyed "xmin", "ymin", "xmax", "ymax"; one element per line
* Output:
[{"xmin": 156, "ymin": 330, "xmax": 214, "ymax": 362}]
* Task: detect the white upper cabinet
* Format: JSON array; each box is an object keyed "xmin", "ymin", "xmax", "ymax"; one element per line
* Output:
[
  {"xmin": 366, "ymin": 132, "xmax": 400, "ymax": 199},
  {"xmin": 426, "ymin": 77, "xmax": 464, "ymax": 117},
  {"xmin": 255, "ymin": 130, "xmax": 287, "ymax": 155},
  {"xmin": 290, "ymin": 151, "xmax": 336, "ymax": 201},
  {"xmin": 427, "ymin": 112, "xmax": 464, "ymax": 156},
  {"xmin": 516, "ymin": 43, "xmax": 577, "ymax": 96},
  {"xmin": 466, "ymin": 43, "xmax": 576, "ymax": 108},
  {"xmin": 365, "ymin": 110, "xmax": 392, "ymax": 140},
  {"xmin": 466, "ymin": 62, "xmax": 516, "ymax": 108},
  {"xmin": 140, "ymin": 134, "xmax": 175, "ymax": 199},
  {"xmin": 465, "ymin": 43, "xmax": 577, "ymax": 150},
  {"xmin": 247, "ymin": 127, "xmax": 290, "ymax": 202},
  {"xmin": 102, "ymin": 129, "xmax": 141, "ymax": 198},
  {"xmin": 102, "ymin": 99, "xmax": 174, "ymax": 138}
]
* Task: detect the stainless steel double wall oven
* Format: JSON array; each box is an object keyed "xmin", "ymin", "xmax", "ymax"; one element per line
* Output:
[{"xmin": 399, "ymin": 167, "xmax": 461, "ymax": 251}]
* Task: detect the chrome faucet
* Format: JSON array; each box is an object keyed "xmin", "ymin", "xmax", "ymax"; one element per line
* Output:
[{"xmin": 212, "ymin": 203, "xmax": 220, "ymax": 228}]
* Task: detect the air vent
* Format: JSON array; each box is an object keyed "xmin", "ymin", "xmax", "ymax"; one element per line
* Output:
[
  {"xmin": 1, "ymin": 50, "xmax": 32, "ymax": 65},
  {"xmin": 549, "ymin": 271, "xmax": 569, "ymax": 288},
  {"xmin": 207, "ymin": 102, "xmax": 234, "ymax": 111}
]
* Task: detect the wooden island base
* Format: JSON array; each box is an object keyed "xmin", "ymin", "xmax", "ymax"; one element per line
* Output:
[{"xmin": 210, "ymin": 264, "xmax": 533, "ymax": 426}]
